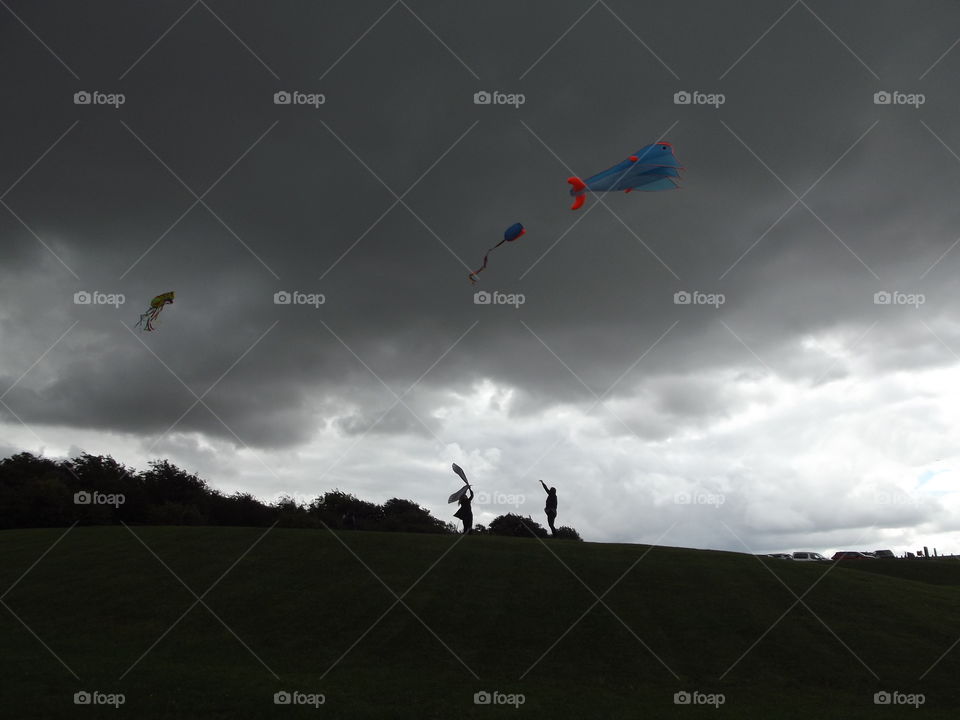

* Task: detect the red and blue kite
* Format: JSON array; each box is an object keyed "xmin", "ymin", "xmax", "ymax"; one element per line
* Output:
[{"xmin": 567, "ymin": 142, "xmax": 682, "ymax": 210}]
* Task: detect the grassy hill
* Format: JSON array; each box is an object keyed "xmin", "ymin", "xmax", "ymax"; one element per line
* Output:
[{"xmin": 2, "ymin": 526, "xmax": 959, "ymax": 718}]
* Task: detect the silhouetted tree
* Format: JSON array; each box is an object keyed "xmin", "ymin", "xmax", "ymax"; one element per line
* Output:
[
  {"xmin": 69, "ymin": 453, "xmax": 146, "ymax": 524},
  {"xmin": 309, "ymin": 490, "xmax": 382, "ymax": 530},
  {"xmin": 275, "ymin": 495, "xmax": 317, "ymax": 528},
  {"xmin": 140, "ymin": 460, "xmax": 210, "ymax": 507},
  {"xmin": 381, "ymin": 498, "xmax": 449, "ymax": 534},
  {"xmin": 0, "ymin": 453, "xmax": 71, "ymax": 528}
]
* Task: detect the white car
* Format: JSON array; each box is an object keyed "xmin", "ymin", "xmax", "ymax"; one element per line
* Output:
[{"xmin": 792, "ymin": 551, "xmax": 828, "ymax": 562}]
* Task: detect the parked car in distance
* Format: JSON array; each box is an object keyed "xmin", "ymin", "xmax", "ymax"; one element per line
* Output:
[
  {"xmin": 874, "ymin": 549, "xmax": 895, "ymax": 559},
  {"xmin": 792, "ymin": 552, "xmax": 828, "ymax": 561},
  {"xmin": 767, "ymin": 553, "xmax": 793, "ymax": 560},
  {"xmin": 831, "ymin": 551, "xmax": 874, "ymax": 560}
]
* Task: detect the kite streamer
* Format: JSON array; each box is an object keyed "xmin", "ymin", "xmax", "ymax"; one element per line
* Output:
[
  {"xmin": 136, "ymin": 291, "xmax": 174, "ymax": 332},
  {"xmin": 469, "ymin": 223, "xmax": 525, "ymax": 284}
]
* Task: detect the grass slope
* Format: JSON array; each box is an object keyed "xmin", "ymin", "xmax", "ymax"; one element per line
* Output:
[{"xmin": 1, "ymin": 526, "xmax": 959, "ymax": 718}]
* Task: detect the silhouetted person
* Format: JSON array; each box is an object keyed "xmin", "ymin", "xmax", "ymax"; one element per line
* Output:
[
  {"xmin": 453, "ymin": 487, "xmax": 474, "ymax": 534},
  {"xmin": 540, "ymin": 480, "xmax": 557, "ymax": 536}
]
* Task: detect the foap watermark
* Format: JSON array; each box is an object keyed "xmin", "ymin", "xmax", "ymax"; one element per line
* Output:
[
  {"xmin": 74, "ymin": 690, "xmax": 125, "ymax": 708},
  {"xmin": 674, "ymin": 691, "xmax": 725, "ymax": 708},
  {"xmin": 873, "ymin": 90, "xmax": 925, "ymax": 108},
  {"xmin": 874, "ymin": 490, "xmax": 920, "ymax": 507},
  {"xmin": 674, "ymin": 90, "xmax": 725, "ymax": 108},
  {"xmin": 74, "ymin": 490, "xmax": 125, "ymax": 508},
  {"xmin": 473, "ymin": 90, "xmax": 525, "ymax": 108},
  {"xmin": 74, "ymin": 90, "xmax": 125, "ymax": 108},
  {"xmin": 674, "ymin": 290, "xmax": 725, "ymax": 308},
  {"xmin": 874, "ymin": 690, "xmax": 924, "ymax": 708},
  {"xmin": 476, "ymin": 491, "xmax": 526, "ymax": 508},
  {"xmin": 273, "ymin": 690, "xmax": 325, "ymax": 707},
  {"xmin": 675, "ymin": 491, "xmax": 725, "ymax": 509},
  {"xmin": 274, "ymin": 90, "xmax": 325, "ymax": 108},
  {"xmin": 274, "ymin": 290, "xmax": 325, "ymax": 308},
  {"xmin": 474, "ymin": 690, "xmax": 525, "ymax": 708},
  {"xmin": 874, "ymin": 290, "xmax": 924, "ymax": 308},
  {"xmin": 74, "ymin": 290, "xmax": 125, "ymax": 308},
  {"xmin": 474, "ymin": 290, "xmax": 525, "ymax": 308}
]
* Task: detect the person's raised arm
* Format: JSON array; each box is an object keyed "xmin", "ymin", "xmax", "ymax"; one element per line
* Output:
[
  {"xmin": 540, "ymin": 479, "xmax": 548, "ymax": 494},
  {"xmin": 467, "ymin": 487, "xmax": 474, "ymax": 500}
]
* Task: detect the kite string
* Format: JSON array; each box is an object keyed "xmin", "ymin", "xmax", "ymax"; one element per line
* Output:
[{"xmin": 468, "ymin": 237, "xmax": 510, "ymax": 284}]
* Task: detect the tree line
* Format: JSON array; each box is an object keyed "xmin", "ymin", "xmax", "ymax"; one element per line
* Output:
[{"xmin": 0, "ymin": 452, "xmax": 581, "ymax": 540}]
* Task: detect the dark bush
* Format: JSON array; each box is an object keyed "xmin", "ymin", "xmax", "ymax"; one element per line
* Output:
[
  {"xmin": 553, "ymin": 526, "xmax": 583, "ymax": 541},
  {"xmin": 381, "ymin": 498, "xmax": 449, "ymax": 534},
  {"xmin": 488, "ymin": 513, "xmax": 550, "ymax": 539}
]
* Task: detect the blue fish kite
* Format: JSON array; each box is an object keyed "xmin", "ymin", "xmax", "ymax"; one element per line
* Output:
[
  {"xmin": 567, "ymin": 142, "xmax": 682, "ymax": 210},
  {"xmin": 468, "ymin": 223, "xmax": 526, "ymax": 284}
]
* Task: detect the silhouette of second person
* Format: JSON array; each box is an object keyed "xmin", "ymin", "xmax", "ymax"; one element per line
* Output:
[
  {"xmin": 540, "ymin": 480, "xmax": 557, "ymax": 536},
  {"xmin": 453, "ymin": 486, "xmax": 474, "ymax": 534}
]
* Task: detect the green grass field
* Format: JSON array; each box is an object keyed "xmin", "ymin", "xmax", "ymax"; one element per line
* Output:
[{"xmin": 2, "ymin": 526, "xmax": 959, "ymax": 718}]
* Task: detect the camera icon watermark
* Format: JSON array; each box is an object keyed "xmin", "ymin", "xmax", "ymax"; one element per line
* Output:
[
  {"xmin": 873, "ymin": 90, "xmax": 925, "ymax": 108},
  {"xmin": 673, "ymin": 90, "xmax": 725, "ymax": 108},
  {"xmin": 673, "ymin": 690, "xmax": 725, "ymax": 707},
  {"xmin": 873, "ymin": 290, "xmax": 924, "ymax": 308},
  {"xmin": 74, "ymin": 490, "xmax": 125, "ymax": 508},
  {"xmin": 473, "ymin": 690, "xmax": 525, "ymax": 708},
  {"xmin": 73, "ymin": 290, "xmax": 125, "ymax": 308},
  {"xmin": 273, "ymin": 90, "xmax": 325, "ymax": 108},
  {"xmin": 673, "ymin": 290, "xmax": 725, "ymax": 308},
  {"xmin": 273, "ymin": 690, "xmax": 325, "ymax": 707},
  {"xmin": 73, "ymin": 90, "xmax": 125, "ymax": 108},
  {"xmin": 274, "ymin": 290, "xmax": 325, "ymax": 307},
  {"xmin": 73, "ymin": 690, "xmax": 125, "ymax": 708},
  {"xmin": 474, "ymin": 290, "xmax": 525, "ymax": 308},
  {"xmin": 873, "ymin": 690, "xmax": 924, "ymax": 707},
  {"xmin": 473, "ymin": 90, "xmax": 525, "ymax": 108}
]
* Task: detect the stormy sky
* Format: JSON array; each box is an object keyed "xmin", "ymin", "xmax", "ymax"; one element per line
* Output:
[{"xmin": 3, "ymin": 0, "xmax": 960, "ymax": 555}]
